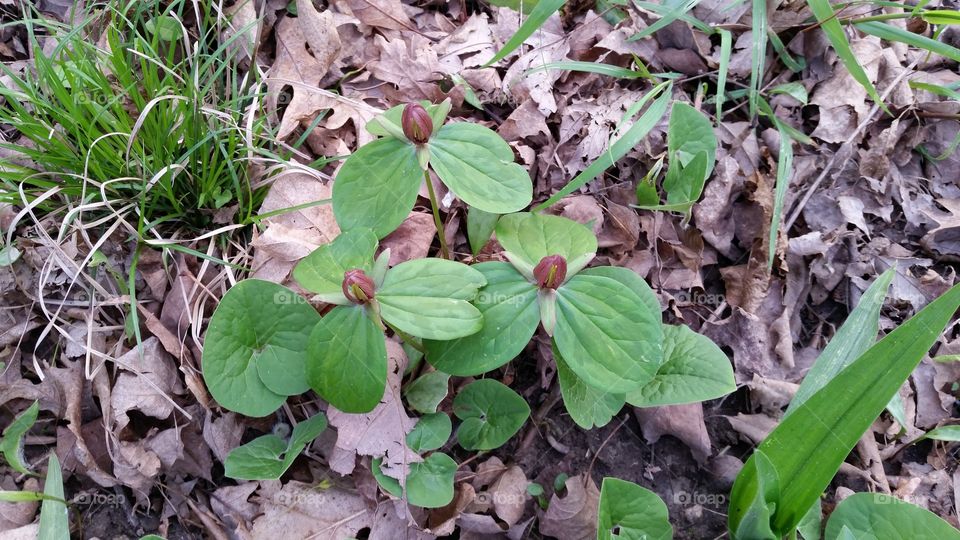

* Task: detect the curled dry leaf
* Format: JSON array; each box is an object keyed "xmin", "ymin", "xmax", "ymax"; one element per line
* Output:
[
  {"xmin": 635, "ymin": 403, "xmax": 713, "ymax": 465},
  {"xmin": 251, "ymin": 481, "xmax": 372, "ymax": 538},
  {"xmin": 538, "ymin": 473, "xmax": 599, "ymax": 540}
]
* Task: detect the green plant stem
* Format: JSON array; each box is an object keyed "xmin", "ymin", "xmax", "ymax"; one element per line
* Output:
[
  {"xmin": 424, "ymin": 169, "xmax": 450, "ymax": 259},
  {"xmin": 842, "ymin": 12, "xmax": 913, "ymax": 24}
]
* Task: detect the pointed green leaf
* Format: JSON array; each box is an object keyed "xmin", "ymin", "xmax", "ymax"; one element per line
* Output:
[
  {"xmin": 627, "ymin": 325, "xmax": 735, "ymax": 407},
  {"xmin": 554, "ymin": 270, "xmax": 663, "ymax": 393},
  {"xmin": 224, "ymin": 413, "xmax": 328, "ymax": 480},
  {"xmin": 406, "ymin": 412, "xmax": 452, "ymax": 452},
  {"xmin": 428, "ymin": 123, "xmax": 532, "ymax": 214},
  {"xmin": 482, "ymin": 0, "xmax": 565, "ymax": 66},
  {"xmin": 730, "ymin": 450, "xmax": 780, "ymax": 540},
  {"xmin": 729, "ymin": 282, "xmax": 960, "ymax": 536},
  {"xmin": 495, "ymin": 212, "xmax": 597, "ymax": 271},
  {"xmin": 406, "ymin": 453, "xmax": 458, "ymax": 508},
  {"xmin": 38, "ymin": 454, "xmax": 68, "ymax": 540},
  {"xmin": 1, "ymin": 401, "xmax": 39, "ymax": 474},
  {"xmin": 293, "ymin": 229, "xmax": 378, "ymax": 301},
  {"xmin": 855, "ymin": 21, "xmax": 960, "ymax": 64},
  {"xmin": 556, "ymin": 346, "xmax": 624, "ymax": 430},
  {"xmin": 467, "ymin": 207, "xmax": 500, "ymax": 255},
  {"xmin": 454, "ymin": 379, "xmax": 530, "ymax": 450},
  {"xmin": 332, "ymin": 137, "xmax": 422, "ymax": 238},
  {"xmin": 306, "ymin": 305, "xmax": 386, "ymax": 413},
  {"xmin": 202, "ymin": 280, "xmax": 321, "ymax": 417},
  {"xmin": 825, "ymin": 493, "xmax": 960, "ymax": 540},
  {"xmin": 424, "ymin": 262, "xmax": 539, "ymax": 376},
  {"xmin": 598, "ymin": 478, "xmax": 673, "ymax": 540},
  {"xmin": 404, "ymin": 371, "xmax": 450, "ymax": 414}
]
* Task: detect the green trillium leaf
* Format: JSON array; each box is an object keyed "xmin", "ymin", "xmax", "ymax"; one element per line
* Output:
[
  {"xmin": 224, "ymin": 413, "xmax": 328, "ymax": 480},
  {"xmin": 555, "ymin": 347, "xmax": 624, "ymax": 430},
  {"xmin": 495, "ymin": 212, "xmax": 597, "ymax": 271},
  {"xmin": 454, "ymin": 379, "xmax": 530, "ymax": 451},
  {"xmin": 404, "ymin": 371, "xmax": 450, "ymax": 414},
  {"xmin": 293, "ymin": 228, "xmax": 378, "ymax": 302},
  {"xmin": 379, "ymin": 258, "xmax": 486, "ymax": 299},
  {"xmin": 597, "ymin": 478, "xmax": 673, "ymax": 540},
  {"xmin": 553, "ymin": 269, "xmax": 663, "ymax": 393},
  {"xmin": 202, "ymin": 280, "xmax": 321, "ymax": 417},
  {"xmin": 306, "ymin": 305, "xmax": 386, "ymax": 413},
  {"xmin": 626, "ymin": 325, "xmax": 735, "ymax": 407},
  {"xmin": 367, "ymin": 100, "xmax": 450, "ymax": 140},
  {"xmin": 824, "ymin": 493, "xmax": 960, "ymax": 540},
  {"xmin": 332, "ymin": 137, "xmax": 422, "ymax": 238},
  {"xmin": 429, "ymin": 123, "xmax": 532, "ymax": 214},
  {"xmin": 406, "ymin": 452, "xmax": 458, "ymax": 508},
  {"xmin": 467, "ymin": 207, "xmax": 500, "ymax": 255},
  {"xmin": 425, "ymin": 262, "xmax": 539, "ymax": 376},
  {"xmin": 406, "ymin": 412, "xmax": 452, "ymax": 453},
  {"xmin": 0, "ymin": 401, "xmax": 39, "ymax": 474}
]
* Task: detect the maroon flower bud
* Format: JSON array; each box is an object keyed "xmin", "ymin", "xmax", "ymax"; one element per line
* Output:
[
  {"xmin": 342, "ymin": 269, "xmax": 376, "ymax": 304},
  {"xmin": 401, "ymin": 103, "xmax": 433, "ymax": 145},
  {"xmin": 534, "ymin": 255, "xmax": 567, "ymax": 290}
]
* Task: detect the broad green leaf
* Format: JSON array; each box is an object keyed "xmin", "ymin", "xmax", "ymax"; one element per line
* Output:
[
  {"xmin": 424, "ymin": 262, "xmax": 539, "ymax": 376},
  {"xmin": 467, "ymin": 207, "xmax": 499, "ymax": 255},
  {"xmin": 495, "ymin": 212, "xmax": 597, "ymax": 271},
  {"xmin": 377, "ymin": 295, "xmax": 483, "ymax": 340},
  {"xmin": 429, "ymin": 123, "xmax": 532, "ymax": 214},
  {"xmin": 556, "ymin": 346, "xmax": 624, "ymax": 429},
  {"xmin": 483, "ymin": 0, "xmax": 565, "ymax": 66},
  {"xmin": 1, "ymin": 401, "xmax": 39, "ymax": 474},
  {"xmin": 650, "ymin": 151, "xmax": 708, "ymax": 214},
  {"xmin": 664, "ymin": 102, "xmax": 716, "ymax": 202},
  {"xmin": 38, "ymin": 454, "xmax": 68, "ymax": 540},
  {"xmin": 306, "ymin": 305, "xmax": 386, "ymax": 413},
  {"xmin": 728, "ymin": 282, "xmax": 960, "ymax": 536},
  {"xmin": 770, "ymin": 82, "xmax": 808, "ymax": 105},
  {"xmin": 824, "ymin": 493, "xmax": 960, "ymax": 540},
  {"xmin": 856, "ymin": 20, "xmax": 960, "ymax": 63},
  {"xmin": 406, "ymin": 412, "xmax": 452, "ymax": 452},
  {"xmin": 730, "ymin": 450, "xmax": 780, "ymax": 540},
  {"xmin": 921, "ymin": 425, "xmax": 960, "ymax": 442},
  {"xmin": 332, "ymin": 137, "xmax": 422, "ymax": 238},
  {"xmin": 808, "ymin": 0, "xmax": 886, "ymax": 110},
  {"xmin": 293, "ymin": 229, "xmax": 378, "ymax": 301},
  {"xmin": 224, "ymin": 413, "xmax": 328, "ymax": 480},
  {"xmin": 597, "ymin": 478, "xmax": 673, "ymax": 540},
  {"xmin": 0, "ymin": 245, "xmax": 20, "ymax": 266},
  {"xmin": 554, "ymin": 271, "xmax": 663, "ymax": 393},
  {"xmin": 372, "ymin": 457, "xmax": 403, "ymax": 497},
  {"xmin": 202, "ymin": 280, "xmax": 321, "ymax": 417},
  {"xmin": 404, "ymin": 371, "xmax": 450, "ymax": 414},
  {"xmin": 379, "ymin": 258, "xmax": 486, "ymax": 300},
  {"xmin": 454, "ymin": 379, "xmax": 530, "ymax": 450},
  {"xmin": 534, "ymin": 83, "xmax": 671, "ymax": 210},
  {"xmin": 797, "ymin": 498, "xmax": 822, "ymax": 540},
  {"xmin": 406, "ymin": 453, "xmax": 458, "ymax": 508},
  {"xmin": 626, "ymin": 325, "xmax": 735, "ymax": 407},
  {"xmin": 145, "ymin": 15, "xmax": 182, "ymax": 41},
  {"xmin": 785, "ymin": 269, "xmax": 894, "ymax": 416}
]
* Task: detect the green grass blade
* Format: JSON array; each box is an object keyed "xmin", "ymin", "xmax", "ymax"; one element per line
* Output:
[
  {"xmin": 921, "ymin": 9, "xmax": 960, "ymax": 24},
  {"xmin": 38, "ymin": 454, "xmax": 68, "ymax": 540},
  {"xmin": 533, "ymin": 83, "xmax": 671, "ymax": 211},
  {"xmin": 808, "ymin": 0, "xmax": 887, "ymax": 112},
  {"xmin": 855, "ymin": 20, "xmax": 960, "ymax": 63},
  {"xmin": 767, "ymin": 119, "xmax": 793, "ymax": 269},
  {"xmin": 483, "ymin": 0, "xmax": 566, "ymax": 67},
  {"xmin": 749, "ymin": 0, "xmax": 768, "ymax": 118},
  {"xmin": 630, "ymin": 0, "xmax": 710, "ymax": 39},
  {"xmin": 523, "ymin": 61, "xmax": 645, "ymax": 79},
  {"xmin": 716, "ymin": 28, "xmax": 732, "ymax": 122},
  {"xmin": 729, "ymin": 280, "xmax": 960, "ymax": 537}
]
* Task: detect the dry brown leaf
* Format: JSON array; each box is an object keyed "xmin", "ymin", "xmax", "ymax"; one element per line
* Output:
[
  {"xmin": 111, "ymin": 337, "xmax": 183, "ymax": 431},
  {"xmin": 635, "ymin": 403, "xmax": 712, "ymax": 465},
  {"xmin": 339, "ymin": 0, "xmax": 413, "ymax": 32},
  {"xmin": 251, "ymin": 481, "xmax": 372, "ymax": 538},
  {"xmin": 538, "ymin": 473, "xmax": 599, "ymax": 540},
  {"xmin": 725, "ymin": 413, "xmax": 778, "ymax": 445},
  {"xmin": 489, "ymin": 465, "xmax": 528, "ymax": 526},
  {"xmin": 381, "ymin": 212, "xmax": 436, "ymax": 265}
]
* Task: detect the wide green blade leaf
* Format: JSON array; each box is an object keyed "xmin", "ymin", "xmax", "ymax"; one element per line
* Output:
[
  {"xmin": 824, "ymin": 493, "xmax": 960, "ymax": 539},
  {"xmin": 666, "ymin": 102, "xmax": 716, "ymax": 189},
  {"xmin": 807, "ymin": 0, "xmax": 885, "ymax": 110},
  {"xmin": 429, "ymin": 123, "xmax": 532, "ymax": 214},
  {"xmin": 293, "ymin": 229, "xmax": 378, "ymax": 302},
  {"xmin": 406, "ymin": 452, "xmax": 458, "ymax": 508},
  {"xmin": 306, "ymin": 305, "xmax": 386, "ymax": 413},
  {"xmin": 424, "ymin": 262, "xmax": 540, "ymax": 376},
  {"xmin": 454, "ymin": 379, "xmax": 530, "ymax": 450},
  {"xmin": 855, "ymin": 20, "xmax": 960, "ymax": 63},
  {"xmin": 378, "ymin": 292, "xmax": 483, "ymax": 340},
  {"xmin": 332, "ymin": 137, "xmax": 422, "ymax": 238},
  {"xmin": 626, "ymin": 325, "xmax": 735, "ymax": 407},
  {"xmin": 202, "ymin": 280, "xmax": 321, "ymax": 417},
  {"xmin": 728, "ymin": 282, "xmax": 960, "ymax": 536},
  {"xmin": 406, "ymin": 412, "xmax": 452, "ymax": 452},
  {"xmin": 482, "ymin": 0, "xmax": 565, "ymax": 66},
  {"xmin": 224, "ymin": 413, "xmax": 328, "ymax": 480},
  {"xmin": 38, "ymin": 454, "xmax": 68, "ymax": 540},
  {"xmin": 556, "ymin": 345, "xmax": 624, "ymax": 430},
  {"xmin": 597, "ymin": 478, "xmax": 673, "ymax": 540},
  {"xmin": 1, "ymin": 401, "xmax": 39, "ymax": 474},
  {"xmin": 379, "ymin": 258, "xmax": 486, "ymax": 300},
  {"xmin": 495, "ymin": 212, "xmax": 597, "ymax": 271},
  {"xmin": 554, "ymin": 269, "xmax": 663, "ymax": 393}
]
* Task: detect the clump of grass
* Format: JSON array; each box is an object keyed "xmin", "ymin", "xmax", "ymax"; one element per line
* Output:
[{"xmin": 0, "ymin": 0, "xmax": 271, "ymax": 233}]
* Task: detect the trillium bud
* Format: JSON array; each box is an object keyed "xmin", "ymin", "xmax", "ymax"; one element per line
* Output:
[
  {"xmin": 534, "ymin": 254, "xmax": 567, "ymax": 290},
  {"xmin": 402, "ymin": 103, "xmax": 433, "ymax": 145},
  {"xmin": 342, "ymin": 269, "xmax": 376, "ymax": 304}
]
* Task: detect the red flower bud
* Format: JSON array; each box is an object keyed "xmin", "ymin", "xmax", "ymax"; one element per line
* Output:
[
  {"xmin": 534, "ymin": 255, "xmax": 567, "ymax": 290},
  {"xmin": 401, "ymin": 103, "xmax": 433, "ymax": 144},
  {"xmin": 342, "ymin": 269, "xmax": 376, "ymax": 304}
]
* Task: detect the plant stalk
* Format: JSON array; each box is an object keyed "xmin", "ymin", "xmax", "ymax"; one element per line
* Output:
[{"xmin": 423, "ymin": 169, "xmax": 450, "ymax": 259}]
